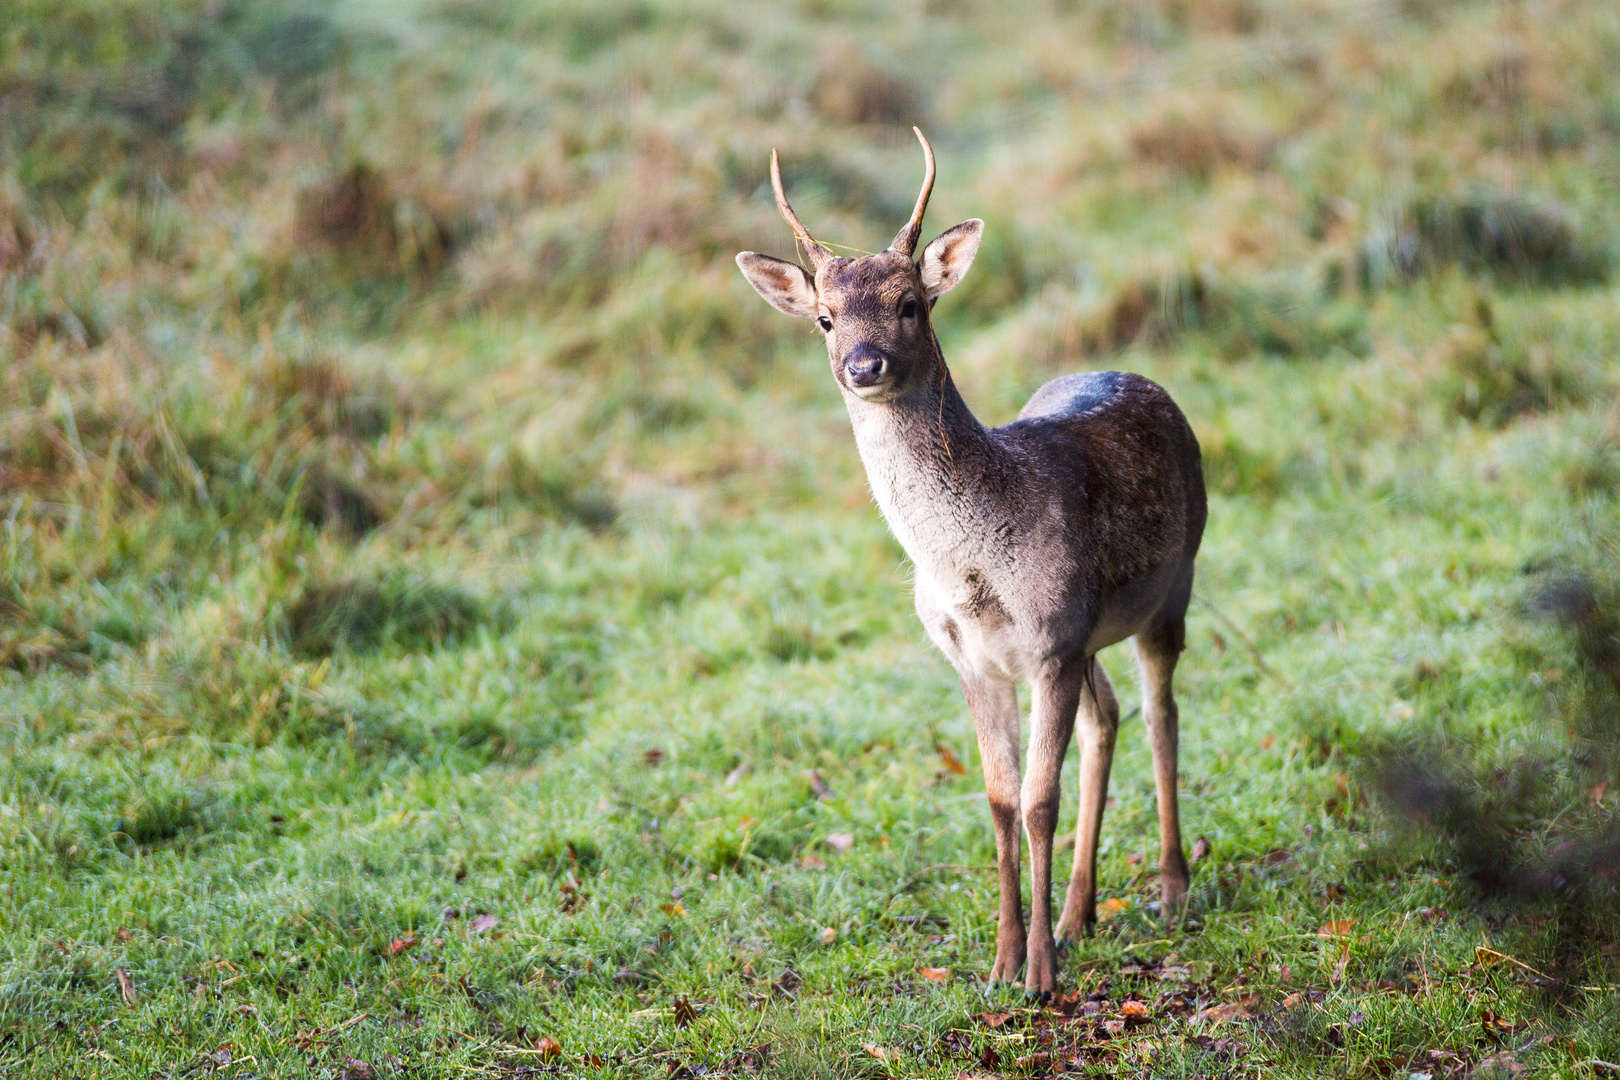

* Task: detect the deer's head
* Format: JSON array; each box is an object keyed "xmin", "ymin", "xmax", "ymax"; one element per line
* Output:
[{"xmin": 737, "ymin": 129, "xmax": 983, "ymax": 403}]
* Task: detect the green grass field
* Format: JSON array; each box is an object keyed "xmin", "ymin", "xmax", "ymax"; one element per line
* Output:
[{"xmin": 4, "ymin": 0, "xmax": 1620, "ymax": 1076}]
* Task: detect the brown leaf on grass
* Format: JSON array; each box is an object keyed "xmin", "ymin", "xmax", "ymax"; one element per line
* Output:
[
  {"xmin": 825, "ymin": 832, "xmax": 854, "ymax": 853},
  {"xmin": 862, "ymin": 1043, "xmax": 894, "ymax": 1061},
  {"xmin": 976, "ymin": 1011, "xmax": 1013, "ymax": 1028},
  {"xmin": 672, "ymin": 997, "xmax": 698, "ymax": 1027},
  {"xmin": 1126, "ymin": 852, "xmax": 1144, "ymax": 867},
  {"xmin": 818, "ymin": 927, "xmax": 837, "ymax": 945},
  {"xmin": 919, "ymin": 967, "xmax": 950, "ymax": 981},
  {"xmin": 1195, "ymin": 1002, "xmax": 1252, "ymax": 1024},
  {"xmin": 1263, "ymin": 847, "xmax": 1292, "ymax": 865},
  {"xmin": 337, "ymin": 1058, "xmax": 375, "ymax": 1080},
  {"xmin": 116, "ymin": 968, "xmax": 137, "ymax": 1006},
  {"xmin": 1097, "ymin": 897, "xmax": 1130, "ymax": 921},
  {"xmin": 1190, "ymin": 836, "xmax": 1212, "ymax": 863},
  {"xmin": 935, "ymin": 743, "xmax": 968, "ymax": 775},
  {"xmin": 1282, "ymin": 992, "xmax": 1303, "ymax": 1009},
  {"xmin": 808, "ymin": 770, "xmax": 831, "ymax": 800},
  {"xmin": 1480, "ymin": 1009, "xmax": 1530, "ymax": 1034},
  {"xmin": 1331, "ymin": 940, "xmax": 1352, "ymax": 984},
  {"xmin": 643, "ymin": 748, "xmax": 664, "ymax": 767},
  {"xmin": 468, "ymin": 913, "xmax": 498, "ymax": 933},
  {"xmin": 1015, "ymin": 1052, "xmax": 1051, "ymax": 1069},
  {"xmin": 1476, "ymin": 1050, "xmax": 1527, "ymax": 1077},
  {"xmin": 116, "ymin": 928, "xmax": 134, "ymax": 942},
  {"xmin": 1317, "ymin": 920, "xmax": 1357, "ymax": 938},
  {"xmin": 385, "ymin": 938, "xmax": 417, "ymax": 956},
  {"xmin": 800, "ymin": 853, "xmax": 826, "ymax": 870},
  {"xmin": 1120, "ymin": 1000, "xmax": 1150, "ymax": 1017},
  {"xmin": 1591, "ymin": 780, "xmax": 1609, "ymax": 805}
]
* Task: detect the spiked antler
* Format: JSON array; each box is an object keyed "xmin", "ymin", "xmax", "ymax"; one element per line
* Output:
[
  {"xmin": 771, "ymin": 149, "xmax": 833, "ymax": 270},
  {"xmin": 889, "ymin": 127, "xmax": 935, "ymax": 258}
]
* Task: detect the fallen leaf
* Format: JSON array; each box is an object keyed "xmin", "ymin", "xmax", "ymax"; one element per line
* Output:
[
  {"xmin": 800, "ymin": 854, "xmax": 826, "ymax": 870},
  {"xmin": 385, "ymin": 938, "xmax": 417, "ymax": 956},
  {"xmin": 1331, "ymin": 940, "xmax": 1351, "ymax": 984},
  {"xmin": 1015, "ymin": 1052, "xmax": 1051, "ymax": 1068},
  {"xmin": 1260, "ymin": 734, "xmax": 1275, "ymax": 750},
  {"xmin": 1278, "ymin": 964, "xmax": 1294, "ymax": 983},
  {"xmin": 1190, "ymin": 836, "xmax": 1212, "ymax": 863},
  {"xmin": 1097, "ymin": 897, "xmax": 1131, "ymax": 922},
  {"xmin": 1102, "ymin": 1019, "xmax": 1126, "ymax": 1035},
  {"xmin": 644, "ymin": 748, "xmax": 664, "ymax": 767},
  {"xmin": 116, "ymin": 968, "xmax": 137, "ymax": 1007},
  {"xmin": 825, "ymin": 832, "xmax": 854, "ymax": 853},
  {"xmin": 1282, "ymin": 992, "xmax": 1303, "ymax": 1009},
  {"xmin": 1592, "ymin": 780, "xmax": 1609, "ymax": 806},
  {"xmin": 337, "ymin": 1058, "xmax": 375, "ymax": 1080},
  {"xmin": 936, "ymin": 744, "xmax": 968, "ymax": 775},
  {"xmin": 1263, "ymin": 847, "xmax": 1292, "ymax": 865},
  {"xmin": 660, "ymin": 902, "xmax": 685, "ymax": 916},
  {"xmin": 673, "ymin": 997, "xmax": 698, "ymax": 1027},
  {"xmin": 919, "ymin": 967, "xmax": 950, "ymax": 981},
  {"xmin": 116, "ymin": 928, "xmax": 134, "ymax": 942},
  {"xmin": 1195, "ymin": 1002, "xmax": 1252, "ymax": 1024},
  {"xmin": 818, "ymin": 927, "xmax": 837, "ymax": 945},
  {"xmin": 468, "ymin": 914, "xmax": 499, "ymax": 933},
  {"xmin": 1126, "ymin": 852, "xmax": 1144, "ymax": 867},
  {"xmin": 1120, "ymin": 1000, "xmax": 1149, "ymax": 1017},
  {"xmin": 535, "ymin": 1036, "xmax": 562, "ymax": 1060},
  {"xmin": 976, "ymin": 1012, "xmax": 1013, "ymax": 1028},
  {"xmin": 808, "ymin": 769, "xmax": 830, "ymax": 800},
  {"xmin": 1476, "ymin": 1050, "xmax": 1527, "ymax": 1077},
  {"xmin": 1317, "ymin": 920, "xmax": 1357, "ymax": 938},
  {"xmin": 724, "ymin": 762, "xmax": 750, "ymax": 787},
  {"xmin": 862, "ymin": 1043, "xmax": 894, "ymax": 1061}
]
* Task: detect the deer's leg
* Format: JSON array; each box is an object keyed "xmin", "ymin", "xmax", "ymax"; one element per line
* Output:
[
  {"xmin": 1055, "ymin": 657, "xmax": 1119, "ymax": 941},
  {"xmin": 1137, "ymin": 617, "xmax": 1190, "ymax": 916},
  {"xmin": 962, "ymin": 673, "xmax": 1025, "ymax": 983},
  {"xmin": 1022, "ymin": 659, "xmax": 1084, "ymax": 998}
]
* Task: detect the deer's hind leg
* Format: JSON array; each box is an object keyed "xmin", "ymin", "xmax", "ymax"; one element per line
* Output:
[
  {"xmin": 1055, "ymin": 657, "xmax": 1120, "ymax": 942},
  {"xmin": 1136, "ymin": 614, "xmax": 1190, "ymax": 915}
]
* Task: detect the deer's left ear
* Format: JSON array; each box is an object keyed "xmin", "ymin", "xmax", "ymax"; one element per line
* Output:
[{"xmin": 918, "ymin": 219, "xmax": 983, "ymax": 299}]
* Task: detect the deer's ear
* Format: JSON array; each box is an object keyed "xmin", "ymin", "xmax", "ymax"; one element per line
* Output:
[
  {"xmin": 918, "ymin": 219, "xmax": 983, "ymax": 299},
  {"xmin": 736, "ymin": 252, "xmax": 819, "ymax": 318}
]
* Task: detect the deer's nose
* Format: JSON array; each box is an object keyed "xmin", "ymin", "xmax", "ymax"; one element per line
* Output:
[{"xmin": 844, "ymin": 345, "xmax": 888, "ymax": 388}]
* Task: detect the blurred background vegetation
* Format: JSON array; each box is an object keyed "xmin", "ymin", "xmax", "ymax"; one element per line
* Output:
[{"xmin": 3, "ymin": 0, "xmax": 1619, "ymax": 1076}]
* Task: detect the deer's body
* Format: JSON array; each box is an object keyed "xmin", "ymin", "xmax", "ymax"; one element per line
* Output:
[{"xmin": 737, "ymin": 131, "xmax": 1206, "ymax": 996}]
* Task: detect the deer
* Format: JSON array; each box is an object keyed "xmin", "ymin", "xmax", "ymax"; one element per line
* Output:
[{"xmin": 735, "ymin": 129, "xmax": 1207, "ymax": 997}]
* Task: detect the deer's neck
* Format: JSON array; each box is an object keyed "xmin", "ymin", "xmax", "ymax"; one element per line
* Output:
[{"xmin": 846, "ymin": 366, "xmax": 1007, "ymax": 573}]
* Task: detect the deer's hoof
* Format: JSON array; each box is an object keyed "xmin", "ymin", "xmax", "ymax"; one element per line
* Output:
[
  {"xmin": 1024, "ymin": 937, "xmax": 1057, "ymax": 998},
  {"xmin": 988, "ymin": 941, "xmax": 1026, "ymax": 984}
]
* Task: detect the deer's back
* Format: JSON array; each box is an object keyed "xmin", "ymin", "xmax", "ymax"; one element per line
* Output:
[{"xmin": 1003, "ymin": 370, "xmax": 1206, "ymax": 577}]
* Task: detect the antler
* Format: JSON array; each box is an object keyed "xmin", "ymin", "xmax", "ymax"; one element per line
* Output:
[
  {"xmin": 771, "ymin": 149, "xmax": 833, "ymax": 270},
  {"xmin": 888, "ymin": 126, "xmax": 935, "ymax": 258}
]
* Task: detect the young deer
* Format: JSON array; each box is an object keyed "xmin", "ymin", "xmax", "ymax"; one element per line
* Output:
[{"xmin": 736, "ymin": 130, "xmax": 1206, "ymax": 996}]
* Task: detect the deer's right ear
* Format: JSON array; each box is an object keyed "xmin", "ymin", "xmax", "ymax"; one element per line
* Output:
[{"xmin": 736, "ymin": 252, "xmax": 819, "ymax": 318}]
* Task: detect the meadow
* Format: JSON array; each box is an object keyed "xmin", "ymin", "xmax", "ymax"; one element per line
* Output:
[{"xmin": 3, "ymin": 0, "xmax": 1620, "ymax": 1076}]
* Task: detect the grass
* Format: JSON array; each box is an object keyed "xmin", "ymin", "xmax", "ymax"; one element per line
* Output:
[{"xmin": 3, "ymin": 0, "xmax": 1620, "ymax": 1076}]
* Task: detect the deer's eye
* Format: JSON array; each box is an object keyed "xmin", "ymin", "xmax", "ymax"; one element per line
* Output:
[
  {"xmin": 817, "ymin": 315, "xmax": 833, "ymax": 332},
  {"xmin": 900, "ymin": 298, "xmax": 918, "ymax": 320}
]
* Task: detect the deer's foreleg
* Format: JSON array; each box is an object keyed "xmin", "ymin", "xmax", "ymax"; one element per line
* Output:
[
  {"xmin": 1137, "ymin": 618, "xmax": 1189, "ymax": 915},
  {"xmin": 1022, "ymin": 659, "xmax": 1084, "ymax": 997},
  {"xmin": 1056, "ymin": 657, "xmax": 1119, "ymax": 941},
  {"xmin": 962, "ymin": 673, "xmax": 1024, "ymax": 984}
]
